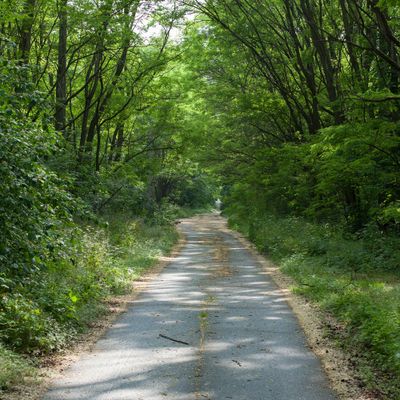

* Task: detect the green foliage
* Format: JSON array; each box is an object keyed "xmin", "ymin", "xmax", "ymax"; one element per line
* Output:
[
  {"xmin": 0, "ymin": 211, "xmax": 178, "ymax": 392},
  {"xmin": 105, "ymin": 213, "xmax": 179, "ymax": 274},
  {"xmin": 150, "ymin": 201, "xmax": 183, "ymax": 226},
  {"xmin": 310, "ymin": 121, "xmax": 400, "ymax": 229},
  {"xmin": 0, "ymin": 214, "xmax": 178, "ymax": 356},
  {"xmin": 0, "ymin": 292, "xmax": 69, "ymax": 353},
  {"xmin": 0, "ymin": 58, "xmax": 77, "ymax": 280},
  {"xmin": 181, "ymin": 2, "xmax": 400, "ymax": 235},
  {"xmin": 171, "ymin": 173, "xmax": 215, "ymax": 209}
]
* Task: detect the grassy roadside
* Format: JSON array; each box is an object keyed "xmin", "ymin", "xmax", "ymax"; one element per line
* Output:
[
  {"xmin": 228, "ymin": 213, "xmax": 400, "ymax": 399},
  {"xmin": 0, "ymin": 213, "xmax": 179, "ymax": 395}
]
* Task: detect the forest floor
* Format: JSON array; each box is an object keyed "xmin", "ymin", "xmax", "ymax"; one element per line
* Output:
[{"xmin": 4, "ymin": 214, "xmax": 375, "ymax": 400}]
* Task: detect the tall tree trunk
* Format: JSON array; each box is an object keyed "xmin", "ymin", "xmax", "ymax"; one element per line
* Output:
[
  {"xmin": 299, "ymin": 0, "xmax": 344, "ymax": 124},
  {"xmin": 78, "ymin": 47, "xmax": 104, "ymax": 159},
  {"xmin": 95, "ymin": 125, "xmax": 102, "ymax": 171},
  {"xmin": 339, "ymin": 0, "xmax": 363, "ymax": 88},
  {"xmin": 55, "ymin": 0, "xmax": 68, "ymax": 135},
  {"xmin": 284, "ymin": 1, "xmax": 321, "ymax": 133},
  {"xmin": 109, "ymin": 122, "xmax": 124, "ymax": 162},
  {"xmin": 18, "ymin": 0, "xmax": 36, "ymax": 65},
  {"xmin": 86, "ymin": 1, "xmax": 140, "ymax": 147},
  {"xmin": 367, "ymin": 0, "xmax": 399, "ymax": 93}
]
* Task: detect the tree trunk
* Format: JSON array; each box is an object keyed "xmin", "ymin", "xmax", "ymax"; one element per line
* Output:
[
  {"xmin": 299, "ymin": 0, "xmax": 344, "ymax": 124},
  {"xmin": 18, "ymin": 0, "xmax": 36, "ymax": 65},
  {"xmin": 367, "ymin": 0, "xmax": 399, "ymax": 93},
  {"xmin": 339, "ymin": 0, "xmax": 363, "ymax": 88},
  {"xmin": 55, "ymin": 0, "xmax": 68, "ymax": 135},
  {"xmin": 86, "ymin": 1, "xmax": 139, "ymax": 147}
]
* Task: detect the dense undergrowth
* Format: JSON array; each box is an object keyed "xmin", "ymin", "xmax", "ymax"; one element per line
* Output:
[
  {"xmin": 0, "ymin": 213, "xmax": 178, "ymax": 392},
  {"xmin": 227, "ymin": 211, "xmax": 400, "ymax": 399}
]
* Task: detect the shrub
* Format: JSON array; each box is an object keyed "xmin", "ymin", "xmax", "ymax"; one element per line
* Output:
[
  {"xmin": 0, "ymin": 213, "xmax": 178, "ymax": 357},
  {"xmin": 0, "ymin": 59, "xmax": 78, "ymax": 281}
]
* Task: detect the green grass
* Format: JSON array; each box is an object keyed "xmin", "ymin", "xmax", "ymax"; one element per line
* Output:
[
  {"xmin": 0, "ymin": 213, "xmax": 178, "ymax": 394},
  {"xmin": 0, "ymin": 343, "xmax": 35, "ymax": 391},
  {"xmin": 228, "ymin": 212, "xmax": 400, "ymax": 399},
  {"xmin": 173, "ymin": 206, "xmax": 214, "ymax": 218},
  {"xmin": 106, "ymin": 213, "xmax": 179, "ymax": 281},
  {"xmin": 150, "ymin": 202, "xmax": 213, "ymax": 225}
]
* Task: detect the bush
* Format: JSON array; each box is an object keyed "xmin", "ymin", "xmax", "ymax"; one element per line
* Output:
[
  {"xmin": 0, "ymin": 293, "xmax": 69, "ymax": 353},
  {"xmin": 0, "ymin": 59, "xmax": 78, "ymax": 281},
  {"xmin": 0, "ymin": 213, "xmax": 178, "ymax": 357}
]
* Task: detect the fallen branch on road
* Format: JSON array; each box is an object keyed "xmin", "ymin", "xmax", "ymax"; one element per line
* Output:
[{"xmin": 159, "ymin": 334, "xmax": 190, "ymax": 346}]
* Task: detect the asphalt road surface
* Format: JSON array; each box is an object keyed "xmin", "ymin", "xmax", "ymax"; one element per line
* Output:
[{"xmin": 43, "ymin": 214, "xmax": 336, "ymax": 400}]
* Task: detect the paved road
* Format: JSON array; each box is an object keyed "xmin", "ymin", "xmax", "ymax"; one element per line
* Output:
[{"xmin": 43, "ymin": 214, "xmax": 336, "ymax": 400}]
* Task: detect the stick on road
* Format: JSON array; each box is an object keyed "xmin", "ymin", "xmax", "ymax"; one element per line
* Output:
[{"xmin": 43, "ymin": 215, "xmax": 336, "ymax": 400}]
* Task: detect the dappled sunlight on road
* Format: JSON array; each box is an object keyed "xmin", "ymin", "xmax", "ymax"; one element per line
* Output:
[{"xmin": 43, "ymin": 214, "xmax": 336, "ymax": 400}]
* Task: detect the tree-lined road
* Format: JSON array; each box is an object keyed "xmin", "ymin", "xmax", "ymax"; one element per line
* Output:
[{"xmin": 44, "ymin": 215, "xmax": 336, "ymax": 400}]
